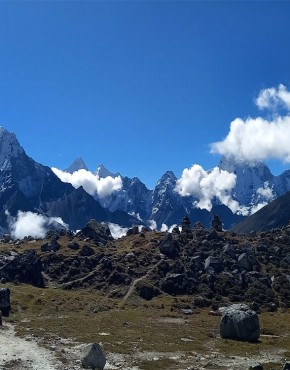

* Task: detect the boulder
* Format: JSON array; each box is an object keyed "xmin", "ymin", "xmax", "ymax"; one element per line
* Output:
[
  {"xmin": 126, "ymin": 226, "xmax": 139, "ymax": 236},
  {"xmin": 67, "ymin": 241, "xmax": 80, "ymax": 250},
  {"xmin": 79, "ymin": 220, "xmax": 113, "ymax": 244},
  {"xmin": 41, "ymin": 239, "xmax": 61, "ymax": 252},
  {"xmin": 220, "ymin": 303, "xmax": 260, "ymax": 342},
  {"xmin": 159, "ymin": 234, "xmax": 179, "ymax": 258},
  {"xmin": 0, "ymin": 287, "xmax": 10, "ymax": 317},
  {"xmin": 238, "ymin": 253, "xmax": 254, "ymax": 271},
  {"xmin": 204, "ymin": 256, "xmax": 224, "ymax": 273},
  {"xmin": 81, "ymin": 342, "xmax": 106, "ymax": 370}
]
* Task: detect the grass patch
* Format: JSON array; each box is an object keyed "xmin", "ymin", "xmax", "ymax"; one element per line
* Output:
[{"xmin": 3, "ymin": 283, "xmax": 290, "ymax": 369}]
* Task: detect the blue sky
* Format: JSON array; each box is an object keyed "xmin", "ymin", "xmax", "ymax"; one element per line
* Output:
[{"xmin": 1, "ymin": 1, "xmax": 290, "ymax": 188}]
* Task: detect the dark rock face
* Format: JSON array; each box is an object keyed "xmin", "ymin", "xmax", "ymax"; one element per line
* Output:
[
  {"xmin": 220, "ymin": 304, "xmax": 260, "ymax": 342},
  {"xmin": 0, "ymin": 288, "xmax": 10, "ymax": 316},
  {"xmin": 0, "ymin": 250, "xmax": 44, "ymax": 287},
  {"xmin": 78, "ymin": 220, "xmax": 113, "ymax": 244}
]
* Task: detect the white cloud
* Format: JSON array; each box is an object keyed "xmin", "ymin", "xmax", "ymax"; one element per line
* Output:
[
  {"xmin": 256, "ymin": 182, "xmax": 275, "ymax": 202},
  {"xmin": 107, "ymin": 223, "xmax": 128, "ymax": 239},
  {"xmin": 211, "ymin": 115, "xmax": 290, "ymax": 163},
  {"xmin": 129, "ymin": 212, "xmax": 143, "ymax": 221},
  {"xmin": 51, "ymin": 168, "xmax": 122, "ymax": 198},
  {"xmin": 175, "ymin": 165, "xmax": 239, "ymax": 212},
  {"xmin": 256, "ymin": 84, "xmax": 290, "ymax": 110},
  {"xmin": 160, "ymin": 223, "xmax": 168, "ymax": 232},
  {"xmin": 148, "ymin": 220, "xmax": 157, "ymax": 230},
  {"xmin": 160, "ymin": 223, "xmax": 178, "ymax": 233},
  {"xmin": 6, "ymin": 211, "xmax": 68, "ymax": 240},
  {"xmin": 211, "ymin": 84, "xmax": 290, "ymax": 163}
]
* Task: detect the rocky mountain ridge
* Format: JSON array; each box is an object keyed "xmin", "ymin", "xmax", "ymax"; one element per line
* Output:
[
  {"xmin": 67, "ymin": 154, "xmax": 290, "ymax": 230},
  {"xmin": 0, "ymin": 127, "xmax": 139, "ymax": 234},
  {"xmin": 0, "ymin": 216, "xmax": 289, "ymax": 312}
]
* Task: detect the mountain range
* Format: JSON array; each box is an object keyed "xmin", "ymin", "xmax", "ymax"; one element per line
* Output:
[
  {"xmin": 67, "ymin": 152, "xmax": 290, "ymax": 230},
  {"xmin": 0, "ymin": 127, "xmax": 139, "ymax": 234},
  {"xmin": 1, "ymin": 126, "xmax": 290, "ymax": 234}
]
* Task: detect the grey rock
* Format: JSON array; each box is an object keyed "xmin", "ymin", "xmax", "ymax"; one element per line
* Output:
[
  {"xmin": 159, "ymin": 234, "xmax": 179, "ymax": 258},
  {"xmin": 220, "ymin": 303, "xmax": 260, "ymax": 342},
  {"xmin": 81, "ymin": 342, "xmax": 106, "ymax": 370},
  {"xmin": 204, "ymin": 256, "xmax": 224, "ymax": 273},
  {"xmin": 223, "ymin": 243, "xmax": 236, "ymax": 258},
  {"xmin": 238, "ymin": 253, "xmax": 253, "ymax": 271}
]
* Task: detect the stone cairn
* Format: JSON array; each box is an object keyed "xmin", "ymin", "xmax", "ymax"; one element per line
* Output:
[
  {"xmin": 211, "ymin": 214, "xmax": 223, "ymax": 232},
  {"xmin": 181, "ymin": 215, "xmax": 191, "ymax": 233}
]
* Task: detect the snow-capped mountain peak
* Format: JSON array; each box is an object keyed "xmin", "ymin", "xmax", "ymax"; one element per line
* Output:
[
  {"xmin": 65, "ymin": 157, "xmax": 88, "ymax": 173},
  {"xmin": 0, "ymin": 126, "xmax": 24, "ymax": 169},
  {"xmin": 96, "ymin": 164, "xmax": 119, "ymax": 179}
]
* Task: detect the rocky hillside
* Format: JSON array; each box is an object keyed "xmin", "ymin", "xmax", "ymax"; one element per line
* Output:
[
  {"xmin": 232, "ymin": 190, "xmax": 290, "ymax": 234},
  {"xmin": 1, "ymin": 216, "xmax": 289, "ymax": 312}
]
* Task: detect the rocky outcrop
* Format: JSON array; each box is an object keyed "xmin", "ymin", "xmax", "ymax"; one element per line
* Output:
[
  {"xmin": 220, "ymin": 304, "xmax": 260, "ymax": 342},
  {"xmin": 78, "ymin": 220, "xmax": 113, "ymax": 245},
  {"xmin": 81, "ymin": 343, "xmax": 106, "ymax": 370},
  {"xmin": 0, "ymin": 250, "xmax": 44, "ymax": 287}
]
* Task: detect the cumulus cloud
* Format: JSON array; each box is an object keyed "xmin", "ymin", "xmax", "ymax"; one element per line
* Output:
[
  {"xmin": 211, "ymin": 84, "xmax": 290, "ymax": 163},
  {"xmin": 129, "ymin": 212, "xmax": 143, "ymax": 221},
  {"xmin": 256, "ymin": 182, "xmax": 275, "ymax": 202},
  {"xmin": 107, "ymin": 223, "xmax": 128, "ymax": 239},
  {"xmin": 175, "ymin": 165, "xmax": 239, "ymax": 212},
  {"xmin": 247, "ymin": 182, "xmax": 275, "ymax": 215},
  {"xmin": 256, "ymin": 84, "xmax": 290, "ymax": 110},
  {"xmin": 51, "ymin": 168, "xmax": 122, "ymax": 198},
  {"xmin": 148, "ymin": 220, "xmax": 157, "ymax": 230},
  {"xmin": 160, "ymin": 223, "xmax": 179, "ymax": 232},
  {"xmin": 6, "ymin": 211, "xmax": 68, "ymax": 240},
  {"xmin": 211, "ymin": 115, "xmax": 290, "ymax": 163}
]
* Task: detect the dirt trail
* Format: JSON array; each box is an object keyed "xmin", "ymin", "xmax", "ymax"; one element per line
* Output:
[
  {"xmin": 0, "ymin": 322, "xmax": 65, "ymax": 370},
  {"xmin": 122, "ymin": 256, "xmax": 164, "ymax": 303}
]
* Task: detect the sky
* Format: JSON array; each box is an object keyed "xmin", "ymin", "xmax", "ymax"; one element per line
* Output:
[{"xmin": 1, "ymin": 1, "xmax": 290, "ymax": 189}]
